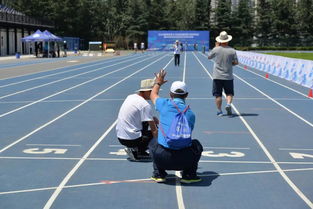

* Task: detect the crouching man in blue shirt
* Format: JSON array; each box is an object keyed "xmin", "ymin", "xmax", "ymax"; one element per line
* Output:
[{"xmin": 149, "ymin": 69, "xmax": 203, "ymax": 184}]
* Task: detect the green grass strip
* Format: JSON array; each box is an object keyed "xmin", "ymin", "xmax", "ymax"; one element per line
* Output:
[{"xmin": 264, "ymin": 52, "xmax": 313, "ymax": 61}]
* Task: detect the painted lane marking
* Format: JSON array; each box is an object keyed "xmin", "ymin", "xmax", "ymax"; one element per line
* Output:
[
  {"xmin": 2, "ymin": 167, "xmax": 313, "ymax": 196},
  {"xmin": 0, "ymin": 55, "xmax": 143, "ymax": 100},
  {"xmin": 233, "ymin": 74, "xmax": 313, "ymax": 128},
  {"xmin": 0, "ymin": 54, "xmax": 168, "ymax": 153},
  {"xmin": 0, "ymin": 55, "xmax": 159, "ymax": 118},
  {"xmin": 175, "ymin": 171, "xmax": 185, "ymax": 209},
  {"xmin": 279, "ymin": 148, "xmax": 313, "ymax": 151},
  {"xmin": 43, "ymin": 120, "xmax": 117, "ymax": 209},
  {"xmin": 1, "ymin": 97, "xmax": 310, "ymax": 104},
  {"xmin": 203, "ymin": 130, "xmax": 250, "ymax": 135},
  {"xmin": 203, "ymin": 146, "xmax": 250, "ymax": 150},
  {"xmin": 43, "ymin": 56, "xmax": 173, "ymax": 209},
  {"xmin": 183, "ymin": 51, "xmax": 187, "ymax": 83},
  {"xmin": 0, "ymin": 54, "xmax": 135, "ymax": 87},
  {"xmin": 108, "ymin": 145, "xmax": 124, "ymax": 147},
  {"xmin": 236, "ymin": 65, "xmax": 313, "ymax": 100},
  {"xmin": 200, "ymin": 52, "xmax": 313, "ymax": 100},
  {"xmin": 23, "ymin": 148, "xmax": 67, "ymax": 154},
  {"xmin": 1, "ymin": 156, "xmax": 312, "ymax": 165},
  {"xmin": 193, "ymin": 52, "xmax": 313, "ymax": 208},
  {"xmin": 290, "ymin": 152, "xmax": 313, "ymax": 159},
  {"xmin": 200, "ymin": 52, "xmax": 313, "ymax": 127},
  {"xmin": 202, "ymin": 151, "xmax": 245, "ymax": 158},
  {"xmin": 26, "ymin": 144, "xmax": 81, "ymax": 147},
  {"xmin": 109, "ymin": 149, "xmax": 127, "ymax": 156}
]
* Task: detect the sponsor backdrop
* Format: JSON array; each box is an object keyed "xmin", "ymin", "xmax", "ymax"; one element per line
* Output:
[{"xmin": 148, "ymin": 30, "xmax": 210, "ymax": 51}]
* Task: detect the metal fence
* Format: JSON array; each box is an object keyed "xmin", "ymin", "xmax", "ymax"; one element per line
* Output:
[{"xmin": 0, "ymin": 11, "xmax": 53, "ymax": 28}]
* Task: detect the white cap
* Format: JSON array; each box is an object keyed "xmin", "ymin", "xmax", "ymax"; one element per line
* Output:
[{"xmin": 170, "ymin": 81, "xmax": 188, "ymax": 95}]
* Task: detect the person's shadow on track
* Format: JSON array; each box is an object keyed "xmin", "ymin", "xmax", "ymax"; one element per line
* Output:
[
  {"xmin": 228, "ymin": 113, "xmax": 259, "ymax": 118},
  {"xmin": 163, "ymin": 171, "xmax": 219, "ymax": 186}
]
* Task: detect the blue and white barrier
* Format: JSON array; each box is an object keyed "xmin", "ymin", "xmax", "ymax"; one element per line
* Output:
[{"xmin": 237, "ymin": 51, "xmax": 313, "ymax": 89}]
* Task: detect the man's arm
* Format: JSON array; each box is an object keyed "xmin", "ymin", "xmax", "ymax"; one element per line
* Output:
[
  {"xmin": 148, "ymin": 121, "xmax": 158, "ymax": 138},
  {"xmin": 232, "ymin": 52, "xmax": 239, "ymax": 65},
  {"xmin": 207, "ymin": 43, "xmax": 218, "ymax": 59},
  {"xmin": 151, "ymin": 69, "xmax": 167, "ymax": 105}
]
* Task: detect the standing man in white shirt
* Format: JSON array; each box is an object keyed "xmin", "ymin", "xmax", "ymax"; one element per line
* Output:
[
  {"xmin": 116, "ymin": 79, "xmax": 158, "ymax": 161},
  {"xmin": 141, "ymin": 42, "xmax": 145, "ymax": 53},
  {"xmin": 173, "ymin": 40, "xmax": 181, "ymax": 67},
  {"xmin": 134, "ymin": 42, "xmax": 138, "ymax": 53}
]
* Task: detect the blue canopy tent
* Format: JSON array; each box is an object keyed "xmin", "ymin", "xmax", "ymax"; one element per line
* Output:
[
  {"xmin": 21, "ymin": 29, "xmax": 47, "ymax": 42},
  {"xmin": 21, "ymin": 30, "xmax": 63, "ymax": 57},
  {"xmin": 43, "ymin": 30, "xmax": 62, "ymax": 41}
]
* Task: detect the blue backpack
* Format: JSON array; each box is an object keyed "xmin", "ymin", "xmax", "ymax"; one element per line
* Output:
[{"xmin": 160, "ymin": 100, "xmax": 192, "ymax": 149}]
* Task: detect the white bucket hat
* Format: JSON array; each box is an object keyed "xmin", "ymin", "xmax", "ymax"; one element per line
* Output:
[
  {"xmin": 170, "ymin": 81, "xmax": 188, "ymax": 95},
  {"xmin": 216, "ymin": 31, "xmax": 232, "ymax": 43},
  {"xmin": 137, "ymin": 79, "xmax": 155, "ymax": 92}
]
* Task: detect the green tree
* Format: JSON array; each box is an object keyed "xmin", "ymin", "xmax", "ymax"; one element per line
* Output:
[
  {"xmin": 194, "ymin": 0, "xmax": 209, "ymax": 30},
  {"xmin": 232, "ymin": 0, "xmax": 254, "ymax": 46},
  {"xmin": 271, "ymin": 0, "xmax": 298, "ymax": 46},
  {"xmin": 296, "ymin": 0, "xmax": 313, "ymax": 45},
  {"xmin": 255, "ymin": 0, "xmax": 273, "ymax": 46},
  {"xmin": 215, "ymin": 0, "xmax": 232, "ymax": 31}
]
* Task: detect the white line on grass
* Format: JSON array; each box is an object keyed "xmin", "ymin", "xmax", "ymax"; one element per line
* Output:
[
  {"xmin": 43, "ymin": 56, "xmax": 174, "ymax": 209},
  {"xmin": 0, "ymin": 56, "xmax": 143, "ymax": 99},
  {"xmin": 0, "ymin": 54, "xmax": 168, "ymax": 153},
  {"xmin": 0, "ymin": 55, "xmax": 134, "ymax": 88},
  {"xmin": 0, "ymin": 54, "xmax": 160, "ymax": 118},
  {"xmin": 193, "ymin": 52, "xmax": 313, "ymax": 208}
]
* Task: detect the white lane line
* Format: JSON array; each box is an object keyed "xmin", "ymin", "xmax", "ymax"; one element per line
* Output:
[
  {"xmin": 175, "ymin": 171, "xmax": 185, "ymax": 209},
  {"xmin": 1, "ymin": 97, "xmax": 310, "ymax": 104},
  {"xmin": 202, "ymin": 167, "xmax": 313, "ymax": 177},
  {"xmin": 43, "ymin": 56, "xmax": 174, "ymax": 209},
  {"xmin": 199, "ymin": 52, "xmax": 313, "ymax": 127},
  {"xmin": 200, "ymin": 52, "xmax": 313, "ymax": 100},
  {"xmin": 0, "ymin": 55, "xmax": 134, "ymax": 88},
  {"xmin": 279, "ymin": 148, "xmax": 313, "ymax": 151},
  {"xmin": 0, "ymin": 56, "xmax": 142, "ymax": 100},
  {"xmin": 183, "ymin": 51, "xmax": 187, "ymax": 83},
  {"xmin": 0, "ymin": 98, "xmax": 125, "ymax": 104},
  {"xmin": 43, "ymin": 121, "xmax": 117, "ymax": 209},
  {"xmin": 26, "ymin": 144, "xmax": 81, "ymax": 147},
  {"xmin": 0, "ymin": 54, "xmax": 159, "ymax": 118},
  {"xmin": 1, "ymin": 156, "xmax": 312, "ymax": 165},
  {"xmin": 2, "ymin": 167, "xmax": 313, "ymax": 196},
  {"xmin": 236, "ymin": 65, "xmax": 313, "ymax": 100},
  {"xmin": 0, "ymin": 54, "xmax": 168, "ymax": 153},
  {"xmin": 233, "ymin": 74, "xmax": 313, "ymax": 128},
  {"xmin": 193, "ymin": 52, "xmax": 313, "ymax": 208},
  {"xmin": 203, "ymin": 146, "xmax": 250, "ymax": 150}
]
